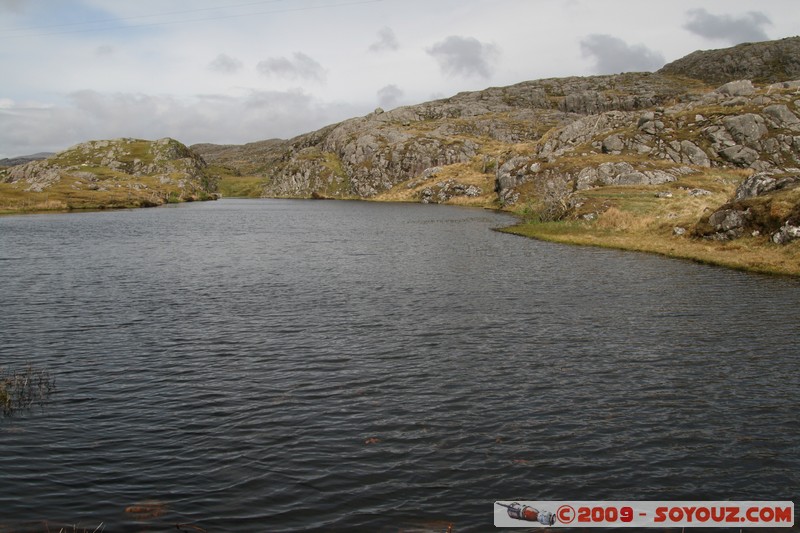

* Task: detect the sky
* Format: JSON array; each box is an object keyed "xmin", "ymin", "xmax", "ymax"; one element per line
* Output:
[{"xmin": 0, "ymin": 0, "xmax": 798, "ymax": 158}]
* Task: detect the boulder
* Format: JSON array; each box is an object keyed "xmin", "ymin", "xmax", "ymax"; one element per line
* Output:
[
  {"xmin": 716, "ymin": 80, "xmax": 756, "ymax": 96},
  {"xmin": 705, "ymin": 208, "xmax": 750, "ymax": 239},
  {"xmin": 719, "ymin": 145, "xmax": 760, "ymax": 166},
  {"xmin": 680, "ymin": 140, "xmax": 711, "ymax": 167},
  {"xmin": 736, "ymin": 173, "xmax": 775, "ymax": 200},
  {"xmin": 762, "ymin": 104, "xmax": 800, "ymax": 130},
  {"xmin": 772, "ymin": 223, "xmax": 800, "ymax": 244},
  {"xmin": 601, "ymin": 134, "xmax": 625, "ymax": 153},
  {"xmin": 722, "ymin": 114, "xmax": 768, "ymax": 147},
  {"xmin": 731, "ymin": 172, "xmax": 800, "ymax": 200},
  {"xmin": 420, "ymin": 179, "xmax": 482, "ymax": 203}
]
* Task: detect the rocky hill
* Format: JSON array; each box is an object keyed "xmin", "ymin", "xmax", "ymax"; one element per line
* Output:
[
  {"xmin": 0, "ymin": 138, "xmax": 218, "ymax": 212},
  {"xmin": 658, "ymin": 36, "xmax": 800, "ymax": 85},
  {"xmin": 0, "ymin": 152, "xmax": 54, "ymax": 167},
  {"xmin": 194, "ymin": 36, "xmax": 800, "ymax": 251}
]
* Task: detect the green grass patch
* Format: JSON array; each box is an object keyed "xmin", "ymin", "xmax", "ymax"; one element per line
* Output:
[{"xmin": 217, "ymin": 175, "xmax": 267, "ymax": 198}]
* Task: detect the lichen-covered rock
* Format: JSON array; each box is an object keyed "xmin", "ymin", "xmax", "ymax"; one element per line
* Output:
[
  {"xmin": 773, "ymin": 223, "xmax": 800, "ymax": 244},
  {"xmin": 716, "ymin": 80, "xmax": 756, "ymax": 97},
  {"xmin": 419, "ymin": 179, "xmax": 482, "ymax": 204},
  {"xmin": 735, "ymin": 172, "xmax": 800, "ymax": 200},
  {"xmin": 722, "ymin": 114, "xmax": 768, "ymax": 147},
  {"xmin": 575, "ymin": 162, "xmax": 678, "ymax": 189},
  {"xmin": 719, "ymin": 145, "xmax": 760, "ymax": 166},
  {"xmin": 762, "ymin": 104, "xmax": 800, "ymax": 129}
]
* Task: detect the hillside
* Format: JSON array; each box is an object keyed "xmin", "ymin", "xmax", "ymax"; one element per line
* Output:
[
  {"xmin": 658, "ymin": 36, "xmax": 800, "ymax": 84},
  {"xmin": 0, "ymin": 138, "xmax": 218, "ymax": 213},
  {"xmin": 193, "ymin": 37, "xmax": 800, "ymax": 274}
]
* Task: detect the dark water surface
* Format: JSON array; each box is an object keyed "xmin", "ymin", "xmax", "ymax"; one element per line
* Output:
[{"xmin": 1, "ymin": 199, "xmax": 798, "ymax": 532}]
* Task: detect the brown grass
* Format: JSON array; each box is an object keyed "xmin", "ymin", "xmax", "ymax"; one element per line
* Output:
[
  {"xmin": 504, "ymin": 169, "xmax": 800, "ymax": 276},
  {"xmin": 502, "ymin": 221, "xmax": 800, "ymax": 276},
  {"xmin": 373, "ymin": 157, "xmax": 498, "ymax": 207}
]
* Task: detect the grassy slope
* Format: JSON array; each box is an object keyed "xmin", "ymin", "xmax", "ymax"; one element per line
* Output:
[
  {"xmin": 0, "ymin": 140, "xmax": 216, "ymax": 214},
  {"xmin": 500, "ymin": 170, "xmax": 800, "ymax": 277}
]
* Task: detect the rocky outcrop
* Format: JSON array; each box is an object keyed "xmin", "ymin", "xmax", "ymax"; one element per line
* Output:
[
  {"xmin": 419, "ymin": 179, "xmax": 482, "ymax": 204},
  {"xmin": 1, "ymin": 138, "xmax": 217, "ymax": 207},
  {"xmin": 694, "ymin": 171, "xmax": 800, "ymax": 242},
  {"xmin": 658, "ymin": 36, "xmax": 800, "ymax": 85},
  {"xmin": 193, "ymin": 72, "xmax": 699, "ymax": 199},
  {"xmin": 735, "ymin": 172, "xmax": 800, "ymax": 200}
]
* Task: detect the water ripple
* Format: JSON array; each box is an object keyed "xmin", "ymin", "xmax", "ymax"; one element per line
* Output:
[{"xmin": 1, "ymin": 199, "xmax": 799, "ymax": 532}]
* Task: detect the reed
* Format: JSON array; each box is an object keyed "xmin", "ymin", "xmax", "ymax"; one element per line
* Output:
[{"xmin": 0, "ymin": 365, "xmax": 56, "ymax": 417}]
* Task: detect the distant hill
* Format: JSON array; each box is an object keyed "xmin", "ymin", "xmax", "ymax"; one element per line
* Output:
[
  {"xmin": 0, "ymin": 152, "xmax": 55, "ymax": 167},
  {"xmin": 0, "ymin": 138, "xmax": 218, "ymax": 212},
  {"xmin": 658, "ymin": 36, "xmax": 800, "ymax": 85}
]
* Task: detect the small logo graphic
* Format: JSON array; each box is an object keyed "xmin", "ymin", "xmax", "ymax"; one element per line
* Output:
[
  {"xmin": 494, "ymin": 501, "xmax": 794, "ymax": 528},
  {"xmin": 495, "ymin": 502, "xmax": 556, "ymax": 525},
  {"xmin": 556, "ymin": 504, "xmax": 576, "ymax": 524}
]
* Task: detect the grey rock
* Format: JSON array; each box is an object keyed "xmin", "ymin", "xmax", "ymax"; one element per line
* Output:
[
  {"xmin": 680, "ymin": 140, "xmax": 711, "ymax": 166},
  {"xmin": 721, "ymin": 96, "xmax": 750, "ymax": 107},
  {"xmin": 495, "ymin": 155, "xmax": 534, "ymax": 201},
  {"xmin": 763, "ymin": 104, "xmax": 800, "ymax": 129},
  {"xmin": 719, "ymin": 145, "xmax": 760, "ymax": 166},
  {"xmin": 735, "ymin": 172, "xmax": 776, "ymax": 200},
  {"xmin": 574, "ymin": 162, "xmax": 679, "ymax": 189},
  {"xmin": 735, "ymin": 172, "xmax": 800, "ymax": 200},
  {"xmin": 709, "ymin": 208, "xmax": 749, "ymax": 232},
  {"xmin": 673, "ymin": 226, "xmax": 687, "ymax": 236},
  {"xmin": 601, "ymin": 134, "xmax": 625, "ymax": 153},
  {"xmin": 421, "ymin": 166, "xmax": 442, "ymax": 179},
  {"xmin": 722, "ymin": 114, "xmax": 768, "ymax": 146},
  {"xmin": 717, "ymin": 80, "xmax": 756, "ymax": 96},
  {"xmin": 772, "ymin": 223, "xmax": 800, "ymax": 244},
  {"xmin": 419, "ymin": 179, "xmax": 483, "ymax": 204},
  {"xmin": 703, "ymin": 125, "xmax": 736, "ymax": 148},
  {"xmin": 769, "ymin": 80, "xmax": 800, "ymax": 90},
  {"xmin": 688, "ymin": 188, "xmax": 712, "ymax": 197},
  {"xmin": 656, "ymin": 191, "xmax": 674, "ymax": 198}
]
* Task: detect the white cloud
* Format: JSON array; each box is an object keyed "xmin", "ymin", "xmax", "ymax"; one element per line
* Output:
[
  {"xmin": 256, "ymin": 52, "xmax": 326, "ymax": 82},
  {"xmin": 369, "ymin": 27, "xmax": 399, "ymax": 53},
  {"xmin": 426, "ymin": 35, "xmax": 500, "ymax": 79},
  {"xmin": 0, "ymin": 0, "xmax": 27, "ymax": 12},
  {"xmin": 208, "ymin": 53, "xmax": 243, "ymax": 74},
  {"xmin": 377, "ymin": 84, "xmax": 403, "ymax": 109},
  {"xmin": 684, "ymin": 8, "xmax": 771, "ymax": 44},
  {"xmin": 0, "ymin": 90, "xmax": 368, "ymax": 157},
  {"xmin": 580, "ymin": 34, "xmax": 665, "ymax": 74}
]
